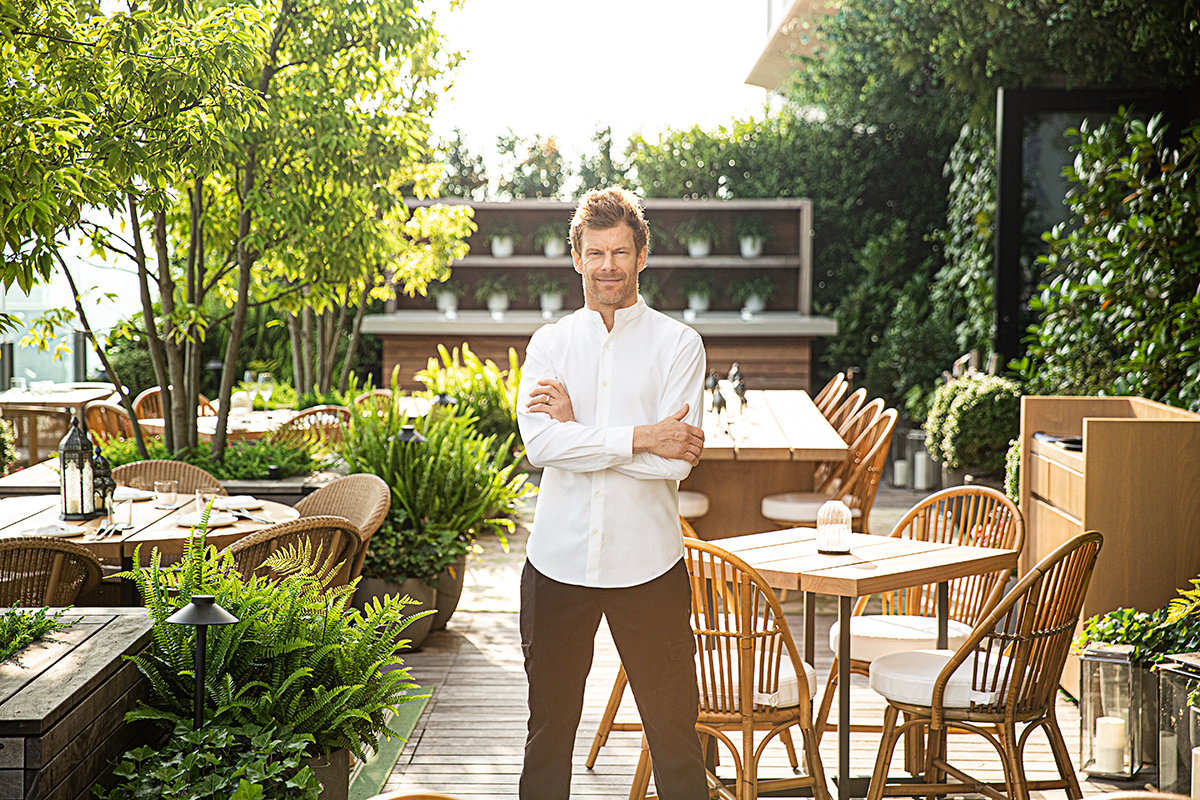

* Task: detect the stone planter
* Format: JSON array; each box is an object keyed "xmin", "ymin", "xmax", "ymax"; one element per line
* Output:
[
  {"xmin": 542, "ymin": 238, "xmax": 565, "ymax": 258},
  {"xmin": 308, "ymin": 747, "xmax": 350, "ymax": 800},
  {"xmin": 352, "ymin": 577, "xmax": 435, "ymax": 650},
  {"xmin": 430, "ymin": 554, "xmax": 468, "ymax": 631}
]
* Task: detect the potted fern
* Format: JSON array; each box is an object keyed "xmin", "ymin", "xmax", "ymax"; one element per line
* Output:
[
  {"xmin": 680, "ymin": 271, "xmax": 718, "ymax": 313},
  {"xmin": 481, "ymin": 221, "xmax": 521, "ymax": 258},
  {"xmin": 474, "ymin": 274, "xmax": 518, "ymax": 318},
  {"xmin": 532, "ymin": 222, "xmax": 567, "ymax": 258},
  {"xmin": 675, "ymin": 218, "xmax": 722, "ymax": 258},
  {"xmin": 730, "ymin": 273, "xmax": 776, "ymax": 314},
  {"xmin": 638, "ymin": 271, "xmax": 664, "ymax": 308},
  {"xmin": 527, "ymin": 272, "xmax": 569, "ymax": 318},
  {"xmin": 733, "ymin": 214, "xmax": 772, "ymax": 258}
]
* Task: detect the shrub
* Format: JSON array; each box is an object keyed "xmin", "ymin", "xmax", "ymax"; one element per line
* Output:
[
  {"xmin": 0, "ymin": 418, "xmax": 15, "ymax": 475},
  {"xmin": 99, "ymin": 437, "xmax": 315, "ymax": 481},
  {"xmin": 1, "ymin": 606, "xmax": 77, "ymax": 663},
  {"xmin": 413, "ymin": 343, "xmax": 522, "ymax": 460},
  {"xmin": 1074, "ymin": 606, "xmax": 1200, "ymax": 668},
  {"xmin": 1004, "ymin": 437, "xmax": 1021, "ymax": 502},
  {"xmin": 937, "ymin": 374, "xmax": 1022, "ymax": 473},
  {"xmin": 923, "ymin": 378, "xmax": 967, "ymax": 463}
]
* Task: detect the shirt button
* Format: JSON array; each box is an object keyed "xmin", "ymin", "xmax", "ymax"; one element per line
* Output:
[
  {"xmin": 604, "ymin": 345, "xmax": 610, "ymax": 350},
  {"xmin": 599, "ymin": 418, "xmax": 605, "ymax": 423},
  {"xmin": 595, "ymin": 491, "xmax": 601, "ymax": 496},
  {"xmin": 602, "ymin": 381, "xmax": 608, "ymax": 386},
  {"xmin": 592, "ymin": 528, "xmax": 599, "ymax": 535}
]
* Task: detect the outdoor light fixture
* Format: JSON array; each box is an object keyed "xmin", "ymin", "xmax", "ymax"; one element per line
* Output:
[
  {"xmin": 1080, "ymin": 641, "xmax": 1144, "ymax": 779},
  {"xmin": 431, "ymin": 392, "xmax": 457, "ymax": 408},
  {"xmin": 816, "ymin": 499, "xmax": 852, "ymax": 554},
  {"xmin": 92, "ymin": 445, "xmax": 116, "ymax": 523},
  {"xmin": 166, "ymin": 595, "xmax": 239, "ymax": 729},
  {"xmin": 393, "ymin": 424, "xmax": 427, "ymax": 444},
  {"xmin": 58, "ymin": 416, "xmax": 97, "ymax": 521}
]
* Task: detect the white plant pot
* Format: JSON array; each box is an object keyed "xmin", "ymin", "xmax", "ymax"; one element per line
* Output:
[
  {"xmin": 487, "ymin": 293, "xmax": 509, "ymax": 312},
  {"xmin": 491, "ymin": 236, "xmax": 515, "ymax": 258},
  {"xmin": 436, "ymin": 291, "xmax": 458, "ymax": 314},
  {"xmin": 742, "ymin": 293, "xmax": 766, "ymax": 314},
  {"xmin": 687, "ymin": 293, "xmax": 710, "ymax": 313},
  {"xmin": 540, "ymin": 292, "xmax": 563, "ymax": 318},
  {"xmin": 686, "ymin": 238, "xmax": 711, "ymax": 258},
  {"xmin": 739, "ymin": 236, "xmax": 764, "ymax": 258},
  {"xmin": 542, "ymin": 238, "xmax": 565, "ymax": 258}
]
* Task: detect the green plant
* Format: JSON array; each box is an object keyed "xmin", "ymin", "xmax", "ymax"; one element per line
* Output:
[
  {"xmin": 732, "ymin": 214, "xmax": 772, "ymax": 243},
  {"xmin": 431, "ymin": 277, "xmax": 468, "ymax": 298},
  {"xmin": 95, "ymin": 721, "xmax": 320, "ymax": 800},
  {"xmin": 1073, "ymin": 606, "xmax": 1200, "ymax": 668},
  {"xmin": 0, "ymin": 605, "xmax": 78, "ymax": 663},
  {"xmin": 526, "ymin": 272, "xmax": 568, "ymax": 298},
  {"xmin": 480, "ymin": 221, "xmax": 520, "ymax": 242},
  {"xmin": 1004, "ymin": 438, "xmax": 1020, "ymax": 502},
  {"xmin": 674, "ymin": 217, "xmax": 722, "ymax": 247},
  {"xmin": 0, "ymin": 417, "xmax": 15, "ymax": 475},
  {"xmin": 99, "ymin": 438, "xmax": 315, "ymax": 481},
  {"xmin": 413, "ymin": 343, "xmax": 523, "ymax": 458},
  {"xmin": 340, "ymin": 403, "xmax": 531, "ymax": 583},
  {"xmin": 638, "ymin": 272, "xmax": 664, "ymax": 306},
  {"xmin": 532, "ymin": 223, "xmax": 566, "ymax": 250},
  {"xmin": 473, "ymin": 275, "xmax": 517, "ymax": 302},
  {"xmin": 924, "ymin": 377, "xmax": 969, "ymax": 463},
  {"xmin": 729, "ymin": 274, "xmax": 776, "ymax": 305},
  {"xmin": 122, "ymin": 533, "xmax": 427, "ymax": 759},
  {"xmin": 937, "ymin": 373, "xmax": 1022, "ymax": 473},
  {"xmin": 679, "ymin": 271, "xmax": 718, "ymax": 300}
]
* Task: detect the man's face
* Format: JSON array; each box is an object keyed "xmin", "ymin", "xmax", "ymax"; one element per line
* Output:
[{"xmin": 573, "ymin": 223, "xmax": 647, "ymax": 314}]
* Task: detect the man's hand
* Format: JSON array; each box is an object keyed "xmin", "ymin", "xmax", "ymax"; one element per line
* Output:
[
  {"xmin": 525, "ymin": 379, "xmax": 576, "ymax": 423},
  {"xmin": 633, "ymin": 405, "xmax": 705, "ymax": 465}
]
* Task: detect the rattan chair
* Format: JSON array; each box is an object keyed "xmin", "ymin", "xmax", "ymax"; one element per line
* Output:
[
  {"xmin": 826, "ymin": 387, "xmax": 867, "ymax": 437},
  {"xmin": 814, "ymin": 485, "xmax": 1025, "ymax": 745},
  {"xmin": 812, "ymin": 373, "xmax": 847, "ymax": 417},
  {"xmin": 814, "ymin": 398, "xmax": 883, "ymax": 490},
  {"xmin": 84, "ymin": 400, "xmax": 134, "ymax": 442},
  {"xmin": 3, "ymin": 405, "xmax": 72, "ymax": 468},
  {"xmin": 293, "ymin": 473, "xmax": 391, "ymax": 583},
  {"xmin": 0, "ymin": 536, "xmax": 103, "ymax": 606},
  {"xmin": 227, "ymin": 515, "xmax": 364, "ymax": 587},
  {"xmin": 132, "ymin": 386, "xmax": 215, "ymax": 420},
  {"xmin": 864, "ymin": 531, "xmax": 1103, "ymax": 800},
  {"xmin": 761, "ymin": 407, "xmax": 897, "ymax": 533},
  {"xmin": 269, "ymin": 405, "xmax": 351, "ymax": 451},
  {"xmin": 631, "ymin": 537, "xmax": 829, "ymax": 800},
  {"xmin": 352, "ymin": 389, "xmax": 395, "ymax": 415},
  {"xmin": 112, "ymin": 460, "xmax": 226, "ymax": 494}
]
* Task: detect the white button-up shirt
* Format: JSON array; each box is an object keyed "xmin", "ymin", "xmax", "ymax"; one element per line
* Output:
[{"xmin": 518, "ymin": 298, "xmax": 706, "ymax": 588}]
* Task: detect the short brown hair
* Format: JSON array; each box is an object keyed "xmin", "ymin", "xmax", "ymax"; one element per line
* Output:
[{"xmin": 570, "ymin": 187, "xmax": 650, "ymax": 255}]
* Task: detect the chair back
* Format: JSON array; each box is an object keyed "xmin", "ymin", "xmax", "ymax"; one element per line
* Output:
[
  {"xmin": 812, "ymin": 373, "xmax": 847, "ymax": 417},
  {"xmin": 84, "ymin": 400, "xmax": 133, "ymax": 442},
  {"xmin": 814, "ymin": 399, "xmax": 882, "ymax": 490},
  {"xmin": 684, "ymin": 538, "xmax": 813, "ymax": 718},
  {"xmin": 270, "ymin": 405, "xmax": 351, "ymax": 451},
  {"xmin": 874, "ymin": 486, "xmax": 1024, "ymax": 625},
  {"xmin": 228, "ymin": 515, "xmax": 364, "ymax": 587},
  {"xmin": 932, "ymin": 531, "xmax": 1103, "ymax": 723},
  {"xmin": 112, "ymin": 460, "xmax": 226, "ymax": 494},
  {"xmin": 132, "ymin": 386, "xmax": 213, "ymax": 420},
  {"xmin": 0, "ymin": 537, "xmax": 102, "ymax": 606},
  {"xmin": 680, "ymin": 516, "xmax": 698, "ymax": 539},
  {"xmin": 294, "ymin": 473, "xmax": 391, "ymax": 582},
  {"xmin": 197, "ymin": 395, "xmax": 217, "ymax": 416},
  {"xmin": 2, "ymin": 406, "xmax": 72, "ymax": 468},
  {"xmin": 352, "ymin": 389, "xmax": 394, "ymax": 415},
  {"xmin": 826, "ymin": 388, "xmax": 866, "ymax": 436},
  {"xmin": 825, "ymin": 407, "xmax": 897, "ymax": 530}
]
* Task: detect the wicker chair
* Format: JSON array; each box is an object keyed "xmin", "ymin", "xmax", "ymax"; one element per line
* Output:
[
  {"xmin": 227, "ymin": 515, "xmax": 365, "ymax": 587},
  {"xmin": 864, "ymin": 531, "xmax": 1103, "ymax": 800},
  {"xmin": 84, "ymin": 400, "xmax": 134, "ymax": 442},
  {"xmin": 112, "ymin": 460, "xmax": 226, "ymax": 495},
  {"xmin": 132, "ymin": 387, "xmax": 215, "ymax": 420},
  {"xmin": 352, "ymin": 389, "xmax": 395, "ymax": 415},
  {"xmin": 269, "ymin": 405, "xmax": 351, "ymax": 451},
  {"xmin": 761, "ymin": 407, "xmax": 898, "ymax": 533},
  {"xmin": 814, "ymin": 486, "xmax": 1025, "ymax": 746},
  {"xmin": 825, "ymin": 387, "xmax": 867, "ymax": 438},
  {"xmin": 0, "ymin": 537, "xmax": 103, "ymax": 606},
  {"xmin": 293, "ymin": 473, "xmax": 391, "ymax": 583},
  {"xmin": 2, "ymin": 405, "xmax": 72, "ymax": 468},
  {"xmin": 812, "ymin": 373, "xmax": 847, "ymax": 417},
  {"xmin": 631, "ymin": 537, "xmax": 829, "ymax": 800},
  {"xmin": 814, "ymin": 398, "xmax": 883, "ymax": 490}
]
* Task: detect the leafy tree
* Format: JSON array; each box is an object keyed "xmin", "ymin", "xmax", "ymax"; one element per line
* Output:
[
  {"xmin": 439, "ymin": 128, "xmax": 488, "ymax": 200},
  {"xmin": 495, "ymin": 132, "xmax": 567, "ymax": 199},
  {"xmin": 576, "ymin": 126, "xmax": 629, "ymax": 192}
]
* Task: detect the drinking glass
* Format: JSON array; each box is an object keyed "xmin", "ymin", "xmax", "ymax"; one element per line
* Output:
[
  {"xmin": 111, "ymin": 498, "xmax": 134, "ymax": 530},
  {"xmin": 244, "ymin": 370, "xmax": 259, "ymax": 408},
  {"xmin": 12, "ymin": 377, "xmax": 26, "ymax": 392},
  {"xmin": 195, "ymin": 488, "xmax": 220, "ymax": 514},
  {"xmin": 154, "ymin": 479, "xmax": 179, "ymax": 509},
  {"xmin": 257, "ymin": 373, "xmax": 276, "ymax": 408}
]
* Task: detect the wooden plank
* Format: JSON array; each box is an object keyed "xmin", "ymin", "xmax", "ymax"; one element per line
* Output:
[
  {"xmin": 0, "ymin": 622, "xmax": 109, "ymax": 707},
  {"xmin": 760, "ymin": 390, "xmax": 847, "ymax": 460},
  {"xmin": 801, "ymin": 547, "xmax": 1018, "ymax": 598},
  {"xmin": 718, "ymin": 389, "xmax": 792, "ymax": 462},
  {"xmin": 679, "ymin": 460, "xmax": 815, "ymax": 540},
  {"xmin": 29, "ymin": 660, "xmax": 144, "ymax": 768}
]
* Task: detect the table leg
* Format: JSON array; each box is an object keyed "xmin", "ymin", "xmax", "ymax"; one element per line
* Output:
[
  {"xmin": 937, "ymin": 581, "xmax": 949, "ymax": 650},
  {"xmin": 120, "ymin": 555, "xmax": 137, "ymax": 606},
  {"xmin": 838, "ymin": 594, "xmax": 851, "ymax": 800},
  {"xmin": 804, "ymin": 591, "xmax": 816, "ymax": 666}
]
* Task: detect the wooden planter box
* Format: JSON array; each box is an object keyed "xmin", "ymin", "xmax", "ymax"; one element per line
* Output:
[{"xmin": 0, "ymin": 609, "xmax": 155, "ymax": 800}]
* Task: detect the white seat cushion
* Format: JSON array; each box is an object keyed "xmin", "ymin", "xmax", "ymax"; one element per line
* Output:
[
  {"xmin": 761, "ymin": 492, "xmax": 863, "ymax": 524},
  {"xmin": 698, "ymin": 653, "xmax": 818, "ymax": 710},
  {"xmin": 829, "ymin": 615, "xmax": 974, "ymax": 662},
  {"xmin": 869, "ymin": 649, "xmax": 1005, "ymax": 708},
  {"xmin": 678, "ymin": 491, "xmax": 710, "ymax": 519}
]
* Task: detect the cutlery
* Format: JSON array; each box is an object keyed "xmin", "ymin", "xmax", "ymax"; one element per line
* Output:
[{"xmin": 232, "ymin": 510, "xmax": 274, "ymax": 524}]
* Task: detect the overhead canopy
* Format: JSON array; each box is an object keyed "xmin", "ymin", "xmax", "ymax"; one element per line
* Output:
[{"xmin": 745, "ymin": 0, "xmax": 840, "ymax": 92}]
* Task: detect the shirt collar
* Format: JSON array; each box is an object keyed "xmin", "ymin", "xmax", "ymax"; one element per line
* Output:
[{"xmin": 576, "ymin": 296, "xmax": 648, "ymax": 332}]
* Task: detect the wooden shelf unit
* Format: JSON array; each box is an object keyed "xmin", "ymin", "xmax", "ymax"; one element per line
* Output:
[{"xmin": 1018, "ymin": 396, "xmax": 1200, "ymax": 695}]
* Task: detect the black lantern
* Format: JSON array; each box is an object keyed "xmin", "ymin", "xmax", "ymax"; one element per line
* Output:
[
  {"xmin": 58, "ymin": 416, "xmax": 97, "ymax": 521},
  {"xmin": 92, "ymin": 445, "xmax": 116, "ymax": 523},
  {"xmin": 393, "ymin": 421, "xmax": 427, "ymax": 444},
  {"xmin": 431, "ymin": 392, "xmax": 457, "ymax": 408},
  {"xmin": 166, "ymin": 595, "xmax": 239, "ymax": 729}
]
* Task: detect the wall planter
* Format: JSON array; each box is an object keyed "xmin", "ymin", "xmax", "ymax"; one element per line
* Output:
[
  {"xmin": 352, "ymin": 577, "xmax": 435, "ymax": 650},
  {"xmin": 430, "ymin": 553, "xmax": 468, "ymax": 631},
  {"xmin": 739, "ymin": 236, "xmax": 764, "ymax": 258},
  {"xmin": 539, "ymin": 292, "xmax": 563, "ymax": 319}
]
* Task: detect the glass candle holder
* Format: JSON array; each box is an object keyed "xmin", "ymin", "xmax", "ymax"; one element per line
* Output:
[{"xmin": 816, "ymin": 499, "xmax": 852, "ymax": 554}]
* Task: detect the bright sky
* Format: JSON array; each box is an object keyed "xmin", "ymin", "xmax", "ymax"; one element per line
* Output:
[{"xmin": 428, "ymin": 0, "xmax": 773, "ymax": 173}]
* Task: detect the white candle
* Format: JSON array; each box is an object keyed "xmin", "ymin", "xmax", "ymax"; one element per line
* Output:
[
  {"xmin": 64, "ymin": 462, "xmax": 82, "ymax": 514},
  {"xmin": 1095, "ymin": 716, "xmax": 1125, "ymax": 773},
  {"xmin": 1160, "ymin": 732, "xmax": 1177, "ymax": 788},
  {"xmin": 893, "ymin": 459, "xmax": 909, "ymax": 487},
  {"xmin": 1190, "ymin": 746, "xmax": 1200, "ymax": 799}
]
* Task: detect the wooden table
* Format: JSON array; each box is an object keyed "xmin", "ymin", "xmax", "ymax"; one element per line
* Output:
[
  {"xmin": 0, "ymin": 385, "xmax": 114, "ymax": 417},
  {"xmin": 137, "ymin": 409, "xmax": 298, "ymax": 443},
  {"xmin": 720, "ymin": 527, "xmax": 1019, "ymax": 800},
  {"xmin": 680, "ymin": 388, "xmax": 847, "ymax": 539}
]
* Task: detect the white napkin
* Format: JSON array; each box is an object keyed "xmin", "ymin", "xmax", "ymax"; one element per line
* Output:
[{"xmin": 114, "ymin": 486, "xmax": 156, "ymax": 501}]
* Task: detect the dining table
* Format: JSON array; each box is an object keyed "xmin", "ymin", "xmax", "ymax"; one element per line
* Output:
[
  {"xmin": 680, "ymin": 387, "xmax": 848, "ymax": 539},
  {"xmin": 136, "ymin": 409, "xmax": 298, "ymax": 443},
  {"xmin": 0, "ymin": 491, "xmax": 300, "ymax": 603},
  {"xmin": 719, "ymin": 526, "xmax": 1020, "ymax": 800},
  {"xmin": 0, "ymin": 384, "xmax": 115, "ymax": 417}
]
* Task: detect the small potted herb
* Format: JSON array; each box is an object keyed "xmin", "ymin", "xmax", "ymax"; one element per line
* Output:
[
  {"xmin": 527, "ymin": 273, "xmax": 569, "ymax": 318},
  {"xmin": 679, "ymin": 271, "xmax": 718, "ymax": 313},
  {"xmin": 474, "ymin": 275, "xmax": 518, "ymax": 317},
  {"xmin": 730, "ymin": 274, "xmax": 776, "ymax": 314},
  {"xmin": 675, "ymin": 218, "xmax": 722, "ymax": 258},
  {"xmin": 481, "ymin": 221, "xmax": 521, "ymax": 258},
  {"xmin": 733, "ymin": 214, "xmax": 772, "ymax": 258},
  {"xmin": 433, "ymin": 277, "xmax": 468, "ymax": 318},
  {"xmin": 532, "ymin": 223, "xmax": 567, "ymax": 258},
  {"xmin": 638, "ymin": 272, "xmax": 664, "ymax": 308}
]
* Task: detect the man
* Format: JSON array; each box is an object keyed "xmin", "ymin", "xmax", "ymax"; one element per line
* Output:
[{"xmin": 516, "ymin": 186, "xmax": 708, "ymax": 800}]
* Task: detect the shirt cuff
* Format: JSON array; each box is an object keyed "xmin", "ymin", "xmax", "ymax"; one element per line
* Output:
[{"xmin": 607, "ymin": 425, "xmax": 635, "ymax": 463}]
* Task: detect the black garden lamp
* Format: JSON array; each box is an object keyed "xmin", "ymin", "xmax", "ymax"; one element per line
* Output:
[
  {"xmin": 58, "ymin": 416, "xmax": 97, "ymax": 521},
  {"xmin": 431, "ymin": 392, "xmax": 457, "ymax": 408},
  {"xmin": 92, "ymin": 445, "xmax": 116, "ymax": 524},
  {"xmin": 166, "ymin": 595, "xmax": 238, "ymax": 729},
  {"xmin": 393, "ymin": 421, "xmax": 427, "ymax": 444}
]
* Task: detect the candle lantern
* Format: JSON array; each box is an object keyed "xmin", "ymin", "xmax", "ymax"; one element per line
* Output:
[
  {"xmin": 816, "ymin": 499, "xmax": 852, "ymax": 555},
  {"xmin": 1081, "ymin": 642, "xmax": 1143, "ymax": 778},
  {"xmin": 1156, "ymin": 653, "xmax": 1200, "ymax": 795},
  {"xmin": 92, "ymin": 445, "xmax": 116, "ymax": 523},
  {"xmin": 58, "ymin": 416, "xmax": 97, "ymax": 521}
]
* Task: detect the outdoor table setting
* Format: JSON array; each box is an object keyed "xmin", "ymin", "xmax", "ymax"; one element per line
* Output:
[
  {"xmin": 136, "ymin": 408, "xmax": 299, "ymax": 443},
  {"xmin": 680, "ymin": 385, "xmax": 848, "ymax": 539},
  {"xmin": 718, "ymin": 526, "xmax": 1020, "ymax": 800},
  {"xmin": 0, "ymin": 381, "xmax": 115, "ymax": 416}
]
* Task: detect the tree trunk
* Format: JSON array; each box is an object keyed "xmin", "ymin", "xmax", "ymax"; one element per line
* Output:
[
  {"xmin": 154, "ymin": 211, "xmax": 190, "ymax": 454},
  {"xmin": 339, "ymin": 286, "xmax": 370, "ymax": 393},
  {"xmin": 317, "ymin": 302, "xmax": 345, "ymax": 395},
  {"xmin": 287, "ymin": 313, "xmax": 307, "ymax": 396},
  {"xmin": 128, "ymin": 194, "xmax": 172, "ymax": 454},
  {"xmin": 300, "ymin": 306, "xmax": 314, "ymax": 396}
]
